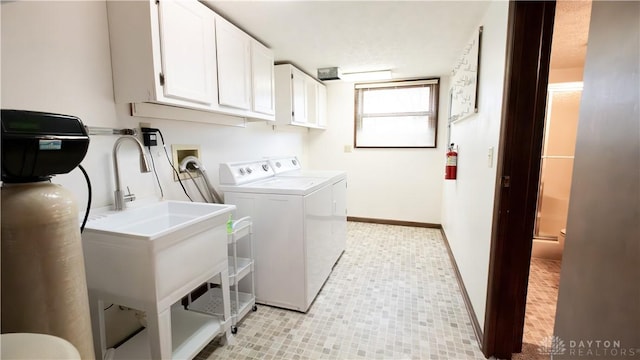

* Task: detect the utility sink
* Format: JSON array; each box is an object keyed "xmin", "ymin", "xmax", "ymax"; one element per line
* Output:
[
  {"xmin": 81, "ymin": 201, "xmax": 235, "ymax": 359},
  {"xmin": 82, "ymin": 200, "xmax": 235, "ymax": 308},
  {"xmin": 85, "ymin": 201, "xmax": 234, "ymax": 240}
]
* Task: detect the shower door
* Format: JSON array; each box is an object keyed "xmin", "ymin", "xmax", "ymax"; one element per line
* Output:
[{"xmin": 534, "ymin": 83, "xmax": 582, "ymax": 240}]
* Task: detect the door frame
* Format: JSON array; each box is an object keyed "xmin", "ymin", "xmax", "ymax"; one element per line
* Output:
[{"xmin": 482, "ymin": 1, "xmax": 556, "ymax": 358}]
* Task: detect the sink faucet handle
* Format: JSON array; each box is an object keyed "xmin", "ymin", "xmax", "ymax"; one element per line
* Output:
[
  {"xmin": 124, "ymin": 186, "xmax": 136, "ymax": 203},
  {"xmin": 112, "ymin": 135, "xmax": 149, "ymax": 211}
]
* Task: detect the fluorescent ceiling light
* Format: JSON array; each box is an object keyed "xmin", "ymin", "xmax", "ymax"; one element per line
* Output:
[{"xmin": 340, "ymin": 70, "xmax": 392, "ymax": 82}]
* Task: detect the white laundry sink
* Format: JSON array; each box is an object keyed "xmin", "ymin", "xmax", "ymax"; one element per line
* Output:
[
  {"xmin": 82, "ymin": 200, "xmax": 235, "ymax": 310},
  {"xmin": 81, "ymin": 201, "xmax": 235, "ymax": 359},
  {"xmin": 85, "ymin": 201, "xmax": 233, "ymax": 240}
]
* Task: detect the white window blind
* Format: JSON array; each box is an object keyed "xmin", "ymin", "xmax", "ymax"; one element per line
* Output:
[{"xmin": 354, "ymin": 78, "xmax": 439, "ymax": 148}]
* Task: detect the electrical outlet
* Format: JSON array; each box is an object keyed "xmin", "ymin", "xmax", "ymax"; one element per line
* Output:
[
  {"xmin": 139, "ymin": 122, "xmax": 157, "ymax": 146},
  {"xmin": 344, "ymin": 145, "xmax": 353, "ymax": 153},
  {"xmin": 143, "ymin": 132, "xmax": 157, "ymax": 147}
]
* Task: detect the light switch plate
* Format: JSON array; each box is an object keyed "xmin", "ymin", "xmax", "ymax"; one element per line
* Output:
[{"xmin": 488, "ymin": 146, "xmax": 494, "ymax": 167}]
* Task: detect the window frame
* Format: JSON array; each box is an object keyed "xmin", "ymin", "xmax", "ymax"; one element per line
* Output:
[{"xmin": 353, "ymin": 78, "xmax": 440, "ymax": 149}]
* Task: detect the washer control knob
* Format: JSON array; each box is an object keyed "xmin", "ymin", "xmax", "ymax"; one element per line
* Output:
[
  {"xmin": 262, "ymin": 164, "xmax": 269, "ymax": 171},
  {"xmin": 275, "ymin": 161, "xmax": 281, "ymax": 168},
  {"xmin": 239, "ymin": 168, "xmax": 246, "ymax": 175},
  {"xmin": 246, "ymin": 167, "xmax": 253, "ymax": 174},
  {"xmin": 292, "ymin": 159, "xmax": 298, "ymax": 166}
]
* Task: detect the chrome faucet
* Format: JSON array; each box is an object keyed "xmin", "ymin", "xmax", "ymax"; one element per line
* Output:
[{"xmin": 112, "ymin": 135, "xmax": 151, "ymax": 210}]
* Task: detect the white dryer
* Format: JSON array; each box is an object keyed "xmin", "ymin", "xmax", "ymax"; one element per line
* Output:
[
  {"xmin": 268, "ymin": 156, "xmax": 346, "ymax": 184},
  {"xmin": 268, "ymin": 156, "xmax": 347, "ymax": 267},
  {"xmin": 219, "ymin": 160, "xmax": 339, "ymax": 312}
]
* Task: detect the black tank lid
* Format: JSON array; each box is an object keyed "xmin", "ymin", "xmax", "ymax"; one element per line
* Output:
[{"xmin": 1, "ymin": 109, "xmax": 90, "ymax": 183}]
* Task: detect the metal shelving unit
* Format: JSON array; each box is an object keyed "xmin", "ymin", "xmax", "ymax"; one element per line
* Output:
[{"xmin": 188, "ymin": 217, "xmax": 257, "ymax": 334}]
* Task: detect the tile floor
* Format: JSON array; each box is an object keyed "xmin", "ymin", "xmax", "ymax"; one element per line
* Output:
[
  {"xmin": 522, "ymin": 258, "xmax": 562, "ymax": 346},
  {"xmin": 195, "ymin": 222, "xmax": 485, "ymax": 359},
  {"xmin": 512, "ymin": 257, "xmax": 562, "ymax": 360}
]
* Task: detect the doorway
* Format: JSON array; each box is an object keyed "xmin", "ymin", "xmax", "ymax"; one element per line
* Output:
[
  {"xmin": 522, "ymin": 82, "xmax": 584, "ymax": 354},
  {"xmin": 521, "ymin": 83, "xmax": 583, "ymax": 355},
  {"xmin": 531, "ymin": 0, "xmax": 591, "ymax": 260},
  {"xmin": 481, "ymin": 1, "xmax": 593, "ymax": 359},
  {"xmin": 520, "ymin": 1, "xmax": 591, "ymax": 357}
]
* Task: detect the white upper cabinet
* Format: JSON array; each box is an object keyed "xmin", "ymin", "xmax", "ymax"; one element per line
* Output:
[
  {"xmin": 106, "ymin": 0, "xmax": 274, "ymax": 122},
  {"xmin": 291, "ymin": 67, "xmax": 309, "ymax": 124},
  {"xmin": 157, "ymin": 0, "xmax": 216, "ymax": 105},
  {"xmin": 275, "ymin": 64, "xmax": 326, "ymax": 129},
  {"xmin": 215, "ymin": 16, "xmax": 251, "ymax": 110},
  {"xmin": 305, "ymin": 78, "xmax": 319, "ymax": 127},
  {"xmin": 251, "ymin": 41, "xmax": 276, "ymax": 116},
  {"xmin": 316, "ymin": 84, "xmax": 327, "ymax": 129}
]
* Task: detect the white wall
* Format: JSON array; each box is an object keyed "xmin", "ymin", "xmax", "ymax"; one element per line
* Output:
[
  {"xmin": 1, "ymin": 1, "xmax": 307, "ymax": 211},
  {"xmin": 307, "ymin": 78, "xmax": 449, "ymax": 224},
  {"xmin": 1, "ymin": 0, "xmax": 307, "ymax": 346},
  {"xmin": 440, "ymin": 1, "xmax": 510, "ymax": 328}
]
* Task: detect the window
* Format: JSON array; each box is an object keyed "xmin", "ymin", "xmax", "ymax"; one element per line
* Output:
[{"xmin": 354, "ymin": 79, "xmax": 439, "ymax": 148}]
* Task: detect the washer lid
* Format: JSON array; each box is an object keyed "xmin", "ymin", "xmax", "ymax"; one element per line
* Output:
[
  {"xmin": 219, "ymin": 176, "xmax": 328, "ymax": 195},
  {"xmin": 267, "ymin": 156, "xmax": 346, "ymax": 183},
  {"xmin": 275, "ymin": 169, "xmax": 346, "ymax": 183}
]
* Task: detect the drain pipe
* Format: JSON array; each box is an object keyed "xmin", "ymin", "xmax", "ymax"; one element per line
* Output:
[{"xmin": 178, "ymin": 156, "xmax": 223, "ymax": 204}]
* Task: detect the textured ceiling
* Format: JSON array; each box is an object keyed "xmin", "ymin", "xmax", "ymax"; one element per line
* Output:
[
  {"xmin": 203, "ymin": 1, "xmax": 491, "ymax": 79},
  {"xmin": 550, "ymin": 0, "xmax": 592, "ymax": 69},
  {"xmin": 203, "ymin": 1, "xmax": 590, "ymax": 79}
]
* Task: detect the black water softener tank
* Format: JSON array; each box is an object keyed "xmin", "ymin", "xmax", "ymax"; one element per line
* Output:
[{"xmin": 1, "ymin": 110, "xmax": 95, "ymax": 359}]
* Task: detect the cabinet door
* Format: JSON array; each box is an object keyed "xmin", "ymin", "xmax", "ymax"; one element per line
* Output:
[
  {"xmin": 157, "ymin": 0, "xmax": 216, "ymax": 105},
  {"xmin": 317, "ymin": 84, "xmax": 327, "ymax": 128},
  {"xmin": 216, "ymin": 17, "xmax": 251, "ymax": 110},
  {"xmin": 306, "ymin": 79, "xmax": 319, "ymax": 126},
  {"xmin": 251, "ymin": 41, "xmax": 275, "ymax": 116},
  {"xmin": 291, "ymin": 68, "xmax": 308, "ymax": 124}
]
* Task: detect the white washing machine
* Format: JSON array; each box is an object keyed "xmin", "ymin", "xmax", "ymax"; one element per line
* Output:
[
  {"xmin": 268, "ymin": 156, "xmax": 347, "ymax": 266},
  {"xmin": 268, "ymin": 156, "xmax": 346, "ymax": 184},
  {"xmin": 219, "ymin": 160, "xmax": 342, "ymax": 312}
]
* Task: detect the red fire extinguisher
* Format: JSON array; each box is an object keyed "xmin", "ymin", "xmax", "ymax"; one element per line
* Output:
[{"xmin": 445, "ymin": 143, "xmax": 457, "ymax": 180}]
